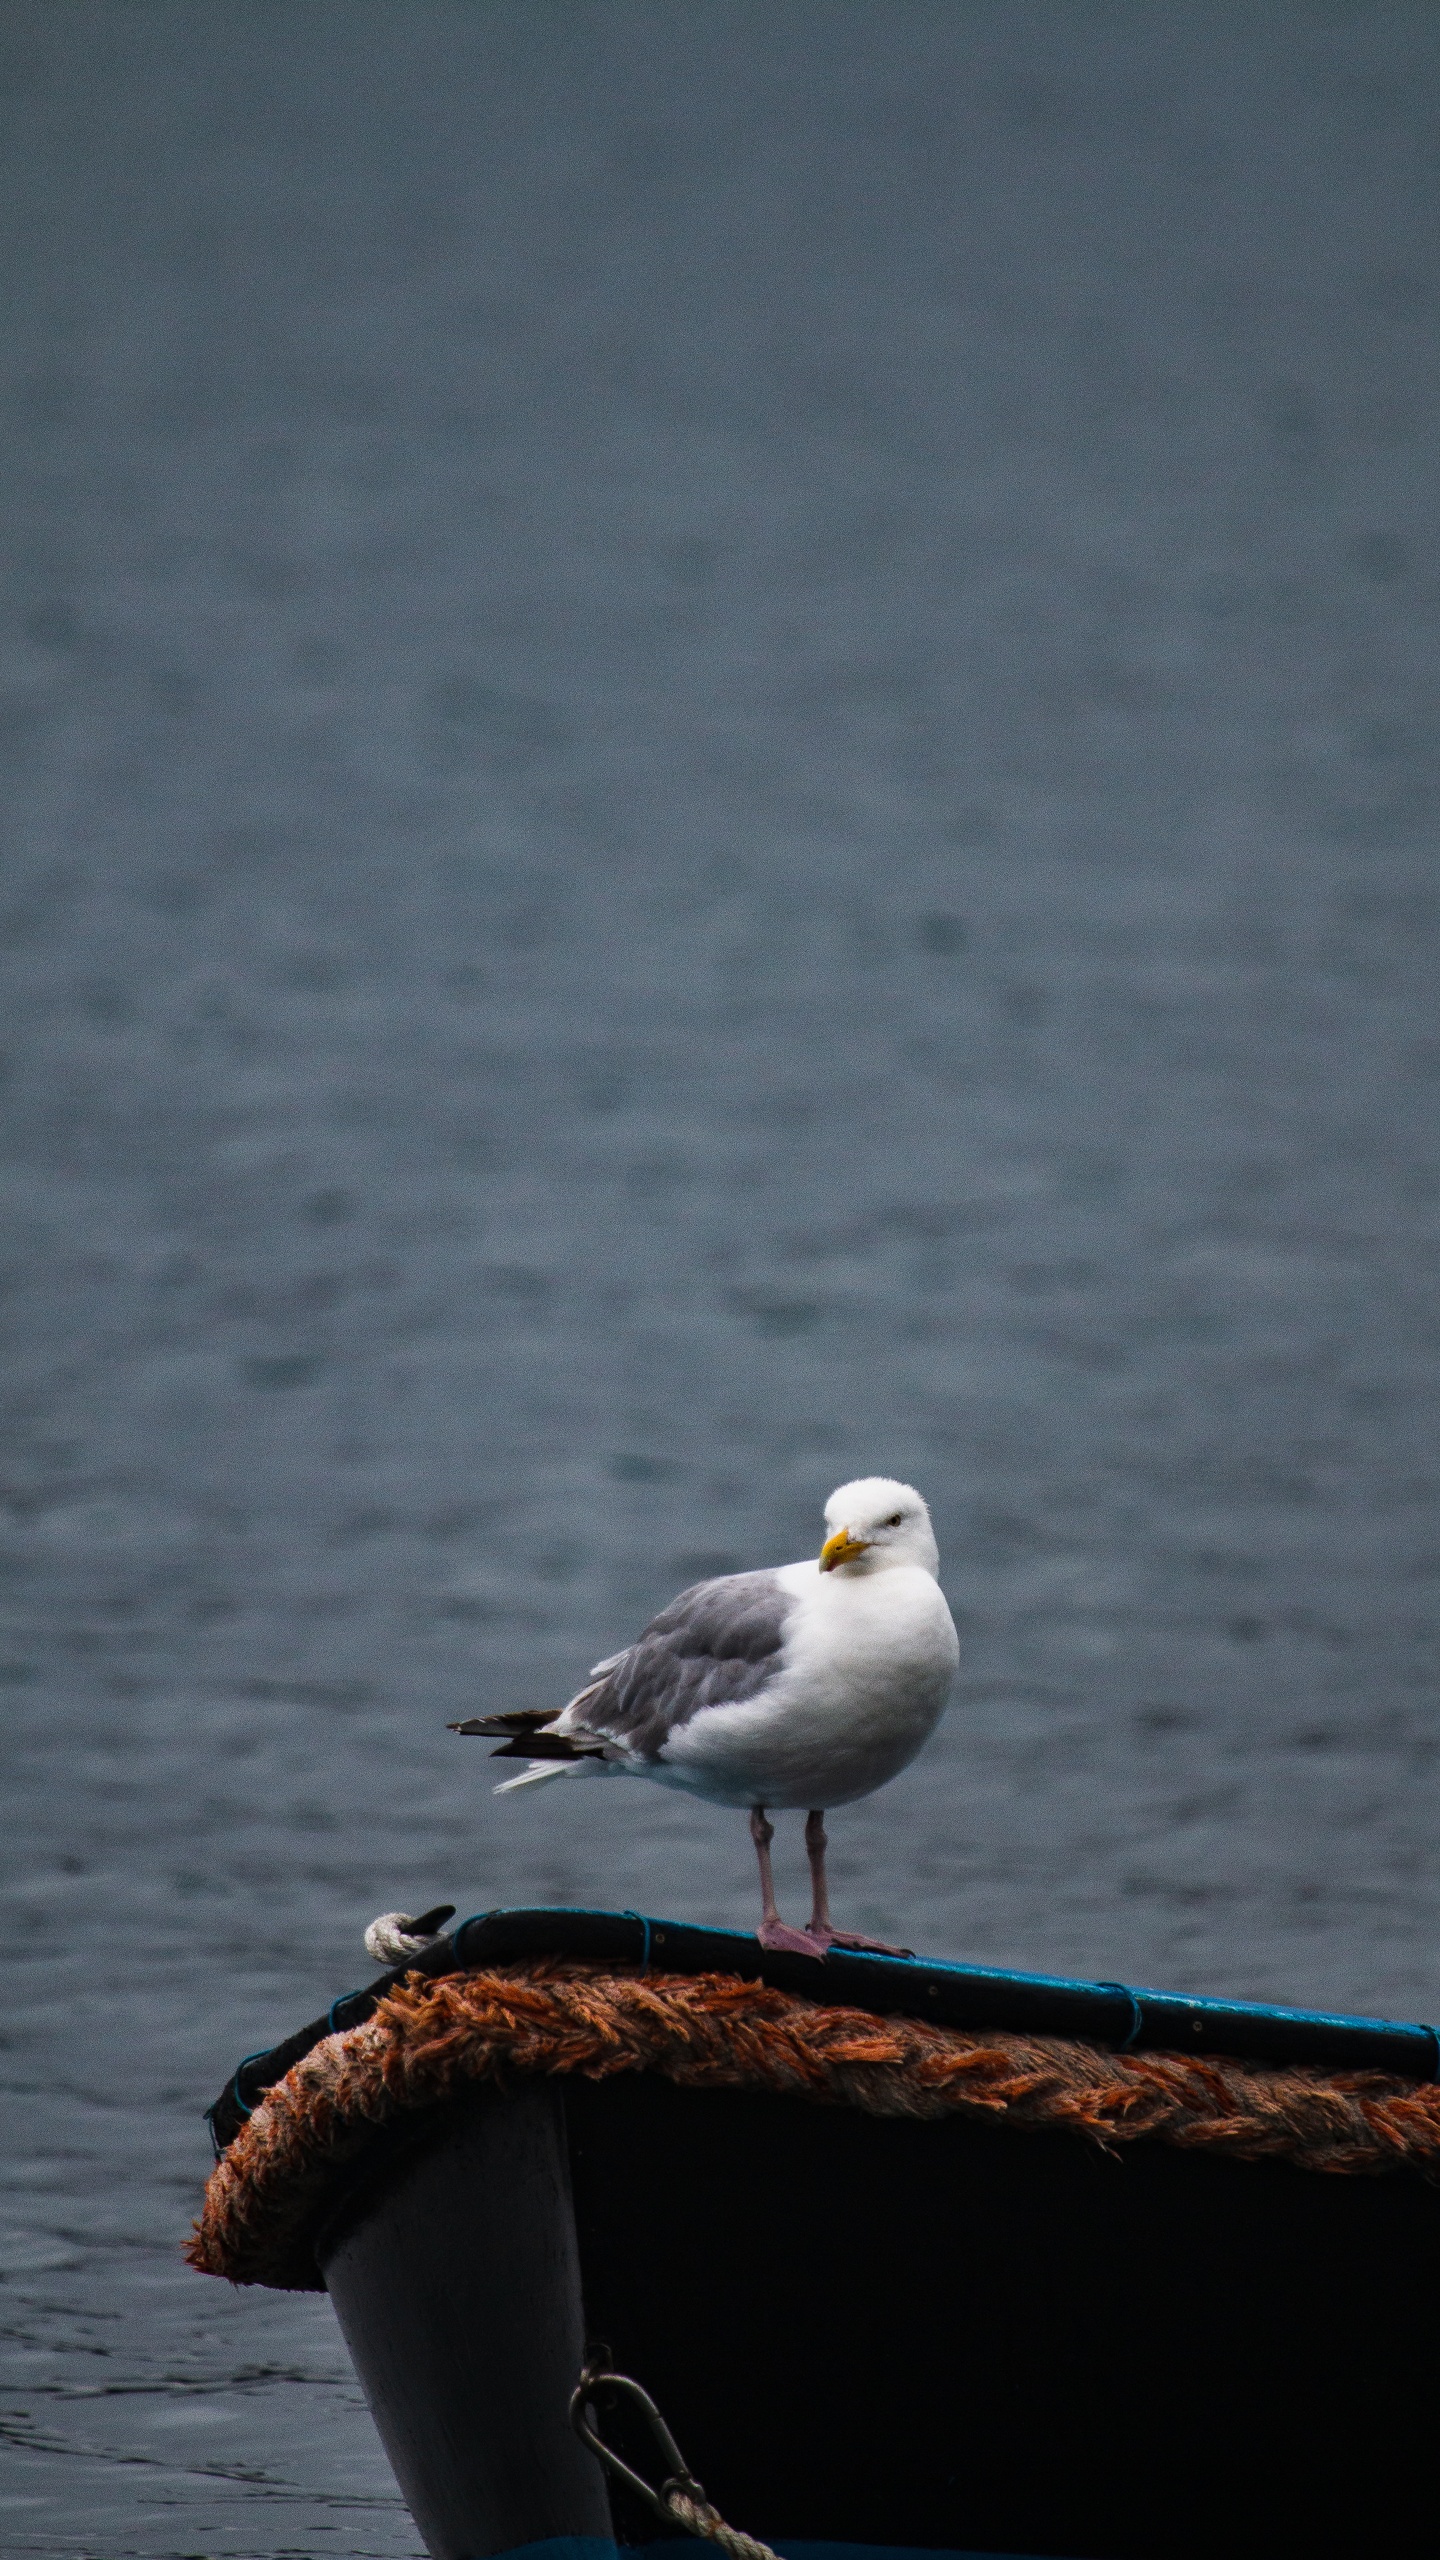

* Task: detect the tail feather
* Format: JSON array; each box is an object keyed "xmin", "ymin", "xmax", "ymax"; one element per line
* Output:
[
  {"xmin": 450, "ymin": 1710, "xmax": 556, "ymax": 1738},
  {"xmin": 493, "ymin": 1759, "xmax": 587, "ymax": 1795},
  {"xmin": 451, "ymin": 1710, "xmax": 604, "ymax": 1764}
]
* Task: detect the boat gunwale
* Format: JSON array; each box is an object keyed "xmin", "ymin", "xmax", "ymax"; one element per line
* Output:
[{"xmin": 205, "ymin": 1903, "xmax": 1440, "ymax": 2154}]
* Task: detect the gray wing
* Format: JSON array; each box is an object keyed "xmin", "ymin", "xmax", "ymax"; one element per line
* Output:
[{"xmin": 568, "ymin": 1569, "xmax": 793, "ymax": 1762}]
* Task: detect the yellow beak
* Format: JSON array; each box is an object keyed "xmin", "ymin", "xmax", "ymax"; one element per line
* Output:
[{"xmin": 819, "ymin": 1527, "xmax": 871, "ymax": 1572}]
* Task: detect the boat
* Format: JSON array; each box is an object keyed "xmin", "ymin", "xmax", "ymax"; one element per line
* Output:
[{"xmin": 190, "ymin": 1907, "xmax": 1440, "ymax": 2560}]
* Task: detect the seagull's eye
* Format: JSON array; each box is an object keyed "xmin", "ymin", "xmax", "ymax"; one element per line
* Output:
[{"xmin": 884, "ymin": 1512, "xmax": 903, "ymax": 1527}]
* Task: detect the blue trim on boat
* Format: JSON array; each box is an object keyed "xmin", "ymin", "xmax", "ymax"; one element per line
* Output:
[{"xmin": 448, "ymin": 1904, "xmax": 1440, "ymax": 2080}]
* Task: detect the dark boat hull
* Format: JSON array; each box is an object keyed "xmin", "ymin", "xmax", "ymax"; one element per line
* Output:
[{"xmin": 317, "ymin": 2061, "xmax": 1440, "ymax": 2560}]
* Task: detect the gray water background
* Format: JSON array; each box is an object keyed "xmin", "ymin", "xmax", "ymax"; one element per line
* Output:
[{"xmin": 1, "ymin": 4, "xmax": 1436, "ymax": 2551}]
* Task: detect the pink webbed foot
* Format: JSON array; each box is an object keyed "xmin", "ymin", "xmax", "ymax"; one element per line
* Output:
[
  {"xmin": 756, "ymin": 1915, "xmax": 829, "ymax": 1960},
  {"xmin": 809, "ymin": 1925, "xmax": 915, "ymax": 1958}
]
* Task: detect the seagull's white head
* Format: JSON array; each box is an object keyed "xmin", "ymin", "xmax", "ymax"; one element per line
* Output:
[{"xmin": 819, "ymin": 1477, "xmax": 940, "ymax": 1580}]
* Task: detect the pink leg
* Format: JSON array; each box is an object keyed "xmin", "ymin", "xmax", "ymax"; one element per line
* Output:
[
  {"xmin": 805, "ymin": 1810, "xmax": 913, "ymax": 1957},
  {"xmin": 751, "ymin": 1807, "xmax": 826, "ymax": 1958}
]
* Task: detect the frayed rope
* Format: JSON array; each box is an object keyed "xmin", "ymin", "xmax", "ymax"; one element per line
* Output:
[{"xmin": 187, "ymin": 1960, "xmax": 1440, "ymax": 2291}]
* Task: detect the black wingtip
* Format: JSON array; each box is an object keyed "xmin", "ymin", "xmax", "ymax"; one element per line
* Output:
[
  {"xmin": 488, "ymin": 1732, "xmax": 606, "ymax": 1761},
  {"xmin": 450, "ymin": 1709, "xmax": 560, "ymax": 1737}
]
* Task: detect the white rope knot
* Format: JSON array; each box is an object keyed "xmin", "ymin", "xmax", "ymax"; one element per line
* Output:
[{"xmin": 363, "ymin": 1908, "xmax": 453, "ymax": 1968}]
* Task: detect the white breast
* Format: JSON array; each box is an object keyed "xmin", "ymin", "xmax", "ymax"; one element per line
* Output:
[{"xmin": 655, "ymin": 1559, "xmax": 959, "ymax": 1812}]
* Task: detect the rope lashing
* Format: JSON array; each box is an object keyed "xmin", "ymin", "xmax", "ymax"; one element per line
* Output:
[
  {"xmin": 187, "ymin": 1962, "xmax": 1440, "ymax": 2293},
  {"xmin": 664, "ymin": 2484, "xmax": 778, "ymax": 2560},
  {"xmin": 571, "ymin": 2356, "xmax": 779, "ymax": 2560}
]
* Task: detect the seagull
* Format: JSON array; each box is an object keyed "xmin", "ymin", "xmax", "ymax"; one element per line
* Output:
[{"xmin": 450, "ymin": 1477, "xmax": 958, "ymax": 1958}]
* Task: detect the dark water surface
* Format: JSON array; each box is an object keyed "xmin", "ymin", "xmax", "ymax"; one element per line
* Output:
[{"xmin": 1, "ymin": 5, "xmax": 1437, "ymax": 2551}]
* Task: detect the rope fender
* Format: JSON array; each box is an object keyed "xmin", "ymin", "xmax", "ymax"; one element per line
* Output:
[{"xmin": 187, "ymin": 1960, "xmax": 1440, "ymax": 2291}]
